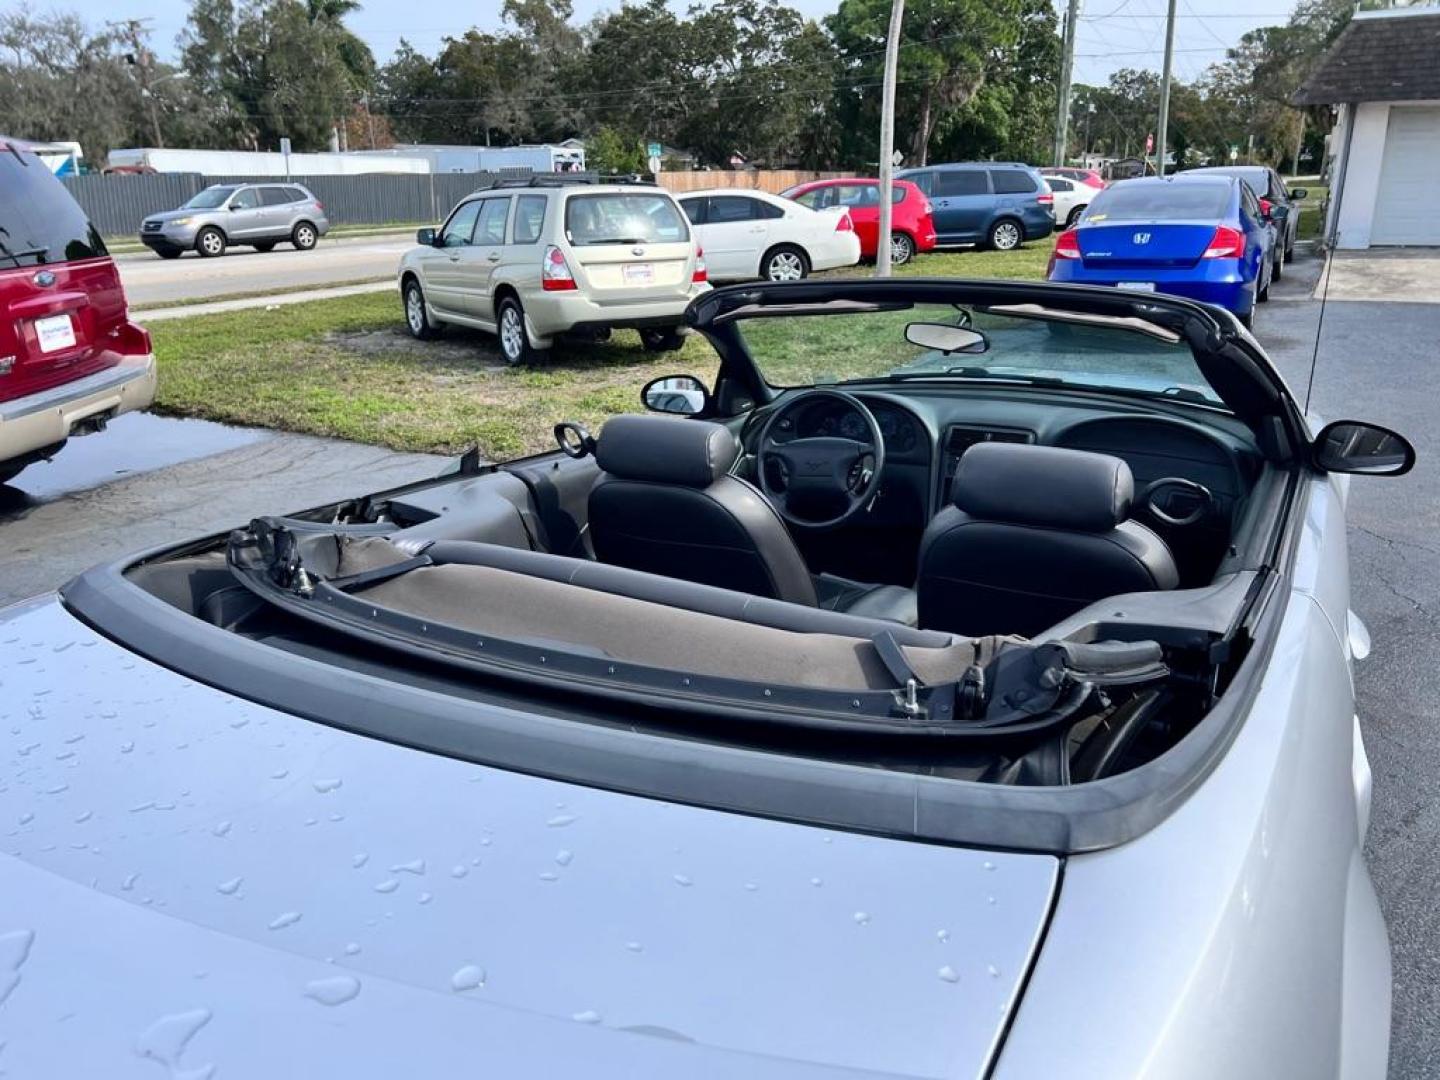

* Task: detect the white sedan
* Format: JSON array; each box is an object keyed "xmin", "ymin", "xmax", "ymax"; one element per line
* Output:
[
  {"xmin": 1044, "ymin": 175, "xmax": 1104, "ymax": 229},
  {"xmin": 676, "ymin": 188, "xmax": 862, "ymax": 281}
]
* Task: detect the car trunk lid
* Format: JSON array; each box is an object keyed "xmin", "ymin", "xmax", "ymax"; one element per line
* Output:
[
  {"xmin": 562, "ymin": 190, "xmax": 696, "ymax": 303},
  {"xmin": 1076, "ymin": 221, "xmax": 1223, "ymax": 270},
  {"xmin": 0, "ymin": 597, "xmax": 1061, "ymax": 1079},
  {"xmin": 0, "ymin": 258, "xmax": 127, "ymax": 404}
]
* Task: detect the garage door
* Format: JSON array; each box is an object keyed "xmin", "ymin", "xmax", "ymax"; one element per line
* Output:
[{"xmin": 1371, "ymin": 106, "xmax": 1440, "ymax": 246}]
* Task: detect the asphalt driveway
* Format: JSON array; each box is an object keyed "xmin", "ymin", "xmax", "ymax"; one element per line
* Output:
[{"xmin": 1264, "ymin": 250, "xmax": 1440, "ymax": 1079}]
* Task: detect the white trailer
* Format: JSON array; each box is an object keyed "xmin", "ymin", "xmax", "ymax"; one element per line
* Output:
[{"xmin": 105, "ymin": 148, "xmax": 432, "ymax": 175}]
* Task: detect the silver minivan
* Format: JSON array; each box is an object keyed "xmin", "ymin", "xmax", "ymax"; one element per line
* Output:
[{"xmin": 139, "ymin": 182, "xmax": 331, "ymax": 259}]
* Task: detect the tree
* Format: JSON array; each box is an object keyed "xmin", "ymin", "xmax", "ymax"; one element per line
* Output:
[{"xmin": 584, "ymin": 125, "xmax": 646, "ymax": 173}]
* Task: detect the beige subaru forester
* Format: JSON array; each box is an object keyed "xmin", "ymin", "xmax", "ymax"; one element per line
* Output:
[{"xmin": 398, "ymin": 178, "xmax": 710, "ymax": 364}]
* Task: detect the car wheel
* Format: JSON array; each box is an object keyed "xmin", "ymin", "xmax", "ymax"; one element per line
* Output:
[
  {"xmin": 889, "ymin": 232, "xmax": 915, "ymax": 266},
  {"xmin": 195, "ymin": 227, "xmax": 226, "ymax": 258},
  {"xmin": 1284, "ymin": 242, "xmax": 1295, "ymax": 264},
  {"xmin": 291, "ymin": 222, "xmax": 318, "ymax": 251},
  {"xmin": 988, "ymin": 218, "xmax": 1023, "ymax": 251},
  {"xmin": 155, "ymin": 248, "xmax": 183, "ymax": 260},
  {"xmin": 762, "ymin": 246, "xmax": 809, "ymax": 282},
  {"xmin": 1258, "ymin": 267, "xmax": 1271, "ymax": 303},
  {"xmin": 0, "ymin": 461, "xmax": 25, "ymax": 485},
  {"xmin": 253, "ymin": 242, "xmax": 277, "ymax": 253},
  {"xmin": 1271, "ymin": 252, "xmax": 1283, "ymax": 281},
  {"xmin": 1065, "ymin": 205, "xmax": 1086, "ymax": 228},
  {"xmin": 639, "ymin": 327, "xmax": 686, "ymax": 352},
  {"xmin": 402, "ymin": 280, "xmax": 443, "ymax": 341},
  {"xmin": 497, "ymin": 296, "xmax": 546, "ymax": 366}
]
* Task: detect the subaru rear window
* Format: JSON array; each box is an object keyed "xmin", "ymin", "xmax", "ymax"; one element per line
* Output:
[
  {"xmin": 564, "ymin": 194, "xmax": 688, "ymax": 246},
  {"xmin": 0, "ymin": 147, "xmax": 106, "ymax": 266},
  {"xmin": 1088, "ymin": 183, "xmax": 1230, "ymax": 222}
]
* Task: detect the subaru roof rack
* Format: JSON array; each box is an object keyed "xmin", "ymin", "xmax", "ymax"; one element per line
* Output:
[{"xmin": 487, "ymin": 173, "xmax": 658, "ymax": 190}]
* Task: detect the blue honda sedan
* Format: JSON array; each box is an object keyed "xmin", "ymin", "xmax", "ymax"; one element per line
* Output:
[{"xmin": 1047, "ymin": 175, "xmax": 1274, "ymax": 326}]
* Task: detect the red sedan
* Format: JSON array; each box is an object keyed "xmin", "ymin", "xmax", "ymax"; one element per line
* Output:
[{"xmin": 780, "ymin": 178, "xmax": 937, "ymax": 266}]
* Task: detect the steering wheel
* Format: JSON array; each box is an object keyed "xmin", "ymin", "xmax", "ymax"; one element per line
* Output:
[
  {"xmin": 1140, "ymin": 477, "xmax": 1216, "ymax": 528},
  {"xmin": 755, "ymin": 389, "xmax": 886, "ymax": 530}
]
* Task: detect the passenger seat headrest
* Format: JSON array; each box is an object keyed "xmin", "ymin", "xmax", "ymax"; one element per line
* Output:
[
  {"xmin": 595, "ymin": 414, "xmax": 740, "ymax": 488},
  {"xmin": 951, "ymin": 442, "xmax": 1134, "ymax": 532}
]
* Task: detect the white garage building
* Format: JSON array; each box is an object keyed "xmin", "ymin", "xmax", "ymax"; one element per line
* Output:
[{"xmin": 1295, "ymin": 7, "xmax": 1440, "ymax": 250}]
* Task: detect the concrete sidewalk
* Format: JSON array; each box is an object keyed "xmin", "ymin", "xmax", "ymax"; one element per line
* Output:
[
  {"xmin": 1315, "ymin": 249, "xmax": 1440, "ymax": 304},
  {"xmin": 135, "ymin": 280, "xmax": 393, "ymax": 322}
]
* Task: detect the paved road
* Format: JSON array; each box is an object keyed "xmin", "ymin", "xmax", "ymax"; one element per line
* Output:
[
  {"xmin": 116, "ymin": 232, "xmax": 411, "ymax": 307},
  {"xmin": 3, "ymin": 249, "xmax": 1437, "ymax": 1075}
]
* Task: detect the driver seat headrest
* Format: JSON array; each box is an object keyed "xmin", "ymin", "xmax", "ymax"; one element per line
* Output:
[
  {"xmin": 951, "ymin": 442, "xmax": 1134, "ymax": 532},
  {"xmin": 595, "ymin": 414, "xmax": 740, "ymax": 488}
]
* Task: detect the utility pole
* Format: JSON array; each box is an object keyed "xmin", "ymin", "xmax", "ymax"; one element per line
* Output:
[
  {"xmin": 1154, "ymin": 0, "xmax": 1178, "ymax": 176},
  {"xmin": 1052, "ymin": 0, "xmax": 1081, "ymax": 167},
  {"xmin": 875, "ymin": 0, "xmax": 905, "ymax": 278},
  {"xmin": 114, "ymin": 18, "xmax": 164, "ymax": 149}
]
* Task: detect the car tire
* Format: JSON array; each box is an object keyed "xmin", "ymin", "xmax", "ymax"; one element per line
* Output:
[
  {"xmin": 1272, "ymin": 253, "xmax": 1283, "ymax": 281},
  {"xmin": 639, "ymin": 327, "xmax": 686, "ymax": 352},
  {"xmin": 0, "ymin": 461, "xmax": 25, "ymax": 486},
  {"xmin": 1065, "ymin": 206, "xmax": 1086, "ymax": 228},
  {"xmin": 402, "ymin": 279, "xmax": 443, "ymax": 341},
  {"xmin": 1258, "ymin": 267, "xmax": 1271, "ymax": 303},
  {"xmin": 762, "ymin": 246, "xmax": 809, "ymax": 282},
  {"xmin": 195, "ymin": 227, "xmax": 227, "ymax": 258},
  {"xmin": 497, "ymin": 296, "xmax": 546, "ymax": 366},
  {"xmin": 291, "ymin": 222, "xmax": 319, "ymax": 251},
  {"xmin": 987, "ymin": 218, "xmax": 1024, "ymax": 251},
  {"xmin": 155, "ymin": 248, "xmax": 183, "ymax": 260},
  {"xmin": 253, "ymin": 242, "xmax": 277, "ymax": 253},
  {"xmin": 889, "ymin": 232, "xmax": 915, "ymax": 266}
]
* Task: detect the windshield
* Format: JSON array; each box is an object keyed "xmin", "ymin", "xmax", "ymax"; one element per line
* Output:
[
  {"xmin": 1087, "ymin": 182, "xmax": 1230, "ymax": 222},
  {"xmin": 738, "ymin": 303, "xmax": 1224, "ymax": 405},
  {"xmin": 184, "ymin": 186, "xmax": 238, "ymax": 209},
  {"xmin": 564, "ymin": 193, "xmax": 689, "ymax": 246}
]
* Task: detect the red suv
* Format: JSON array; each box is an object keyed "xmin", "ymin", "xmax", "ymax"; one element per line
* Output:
[
  {"xmin": 781, "ymin": 178, "xmax": 937, "ymax": 266},
  {"xmin": 0, "ymin": 140, "xmax": 156, "ymax": 485}
]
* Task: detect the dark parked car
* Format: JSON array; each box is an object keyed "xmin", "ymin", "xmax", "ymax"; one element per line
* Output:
[
  {"xmin": 1187, "ymin": 165, "xmax": 1307, "ymax": 269},
  {"xmin": 0, "ymin": 137, "xmax": 156, "ymax": 485},
  {"xmin": 895, "ymin": 163, "xmax": 1055, "ymax": 250}
]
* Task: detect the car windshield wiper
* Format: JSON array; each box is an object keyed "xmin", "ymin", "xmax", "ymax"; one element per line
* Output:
[
  {"xmin": 0, "ymin": 242, "xmax": 48, "ymax": 266},
  {"xmin": 584, "ymin": 236, "xmax": 652, "ymax": 245}
]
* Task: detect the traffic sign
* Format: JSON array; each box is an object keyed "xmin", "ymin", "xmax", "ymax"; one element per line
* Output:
[
  {"xmin": 647, "ymin": 155, "xmax": 662, "ymax": 175},
  {"xmin": 890, "ymin": 149, "xmax": 904, "ymax": 167},
  {"xmin": 1229, "ymin": 145, "xmax": 1239, "ymax": 161},
  {"xmin": 647, "ymin": 142, "xmax": 662, "ymax": 159}
]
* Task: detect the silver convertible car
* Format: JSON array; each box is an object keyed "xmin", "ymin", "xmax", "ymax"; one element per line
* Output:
[{"xmin": 1, "ymin": 279, "xmax": 1413, "ymax": 1077}]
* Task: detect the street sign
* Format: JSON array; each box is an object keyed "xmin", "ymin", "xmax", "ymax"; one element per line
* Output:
[
  {"xmin": 647, "ymin": 155, "xmax": 662, "ymax": 175},
  {"xmin": 647, "ymin": 142, "xmax": 662, "ymax": 159},
  {"xmin": 1229, "ymin": 145, "xmax": 1239, "ymax": 161},
  {"xmin": 890, "ymin": 149, "xmax": 904, "ymax": 167},
  {"xmin": 280, "ymin": 137, "xmax": 292, "ymax": 156}
]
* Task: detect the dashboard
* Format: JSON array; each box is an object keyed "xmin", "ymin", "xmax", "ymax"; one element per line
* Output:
[{"xmin": 766, "ymin": 397, "xmax": 926, "ymax": 460}]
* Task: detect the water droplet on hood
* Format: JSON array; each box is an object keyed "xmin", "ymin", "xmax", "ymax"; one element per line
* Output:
[
  {"xmin": 134, "ymin": 1007, "xmax": 213, "ymax": 1077},
  {"xmin": 938, "ymin": 965, "xmax": 960, "ymax": 983},
  {"xmin": 344, "ymin": 943, "xmax": 361, "ymax": 956},
  {"xmin": 625, "ymin": 941, "xmax": 643, "ymax": 953},
  {"xmin": 374, "ymin": 879, "xmax": 399, "ymax": 894},
  {"xmin": 18, "ymin": 812, "xmax": 33, "ymax": 826},
  {"xmin": 211, "ymin": 821, "xmax": 232, "ymax": 838},
  {"xmin": 304, "ymin": 974, "xmax": 361, "ymax": 1006},
  {"xmin": 268, "ymin": 911, "xmax": 302, "ymax": 930},
  {"xmin": 983, "ymin": 860, "xmax": 996, "ymax": 871},
  {"xmin": 987, "ymin": 964, "xmax": 1000, "ymax": 978},
  {"xmin": 450, "ymin": 864, "xmax": 468, "ymax": 879},
  {"xmin": 450, "ymin": 964, "xmax": 486, "ymax": 992},
  {"xmin": 672, "ymin": 874, "xmax": 693, "ymax": 887},
  {"xmin": 269, "ymin": 769, "xmax": 289, "ymax": 781},
  {"xmin": 121, "ymin": 873, "xmax": 138, "ymax": 891},
  {"xmin": 937, "ymin": 929, "xmax": 950, "ymax": 943},
  {"xmin": 555, "ymin": 849, "xmax": 574, "ymax": 867},
  {"xmin": 853, "ymin": 911, "xmax": 870, "ymax": 925},
  {"xmin": 216, "ymin": 877, "xmax": 243, "ymax": 896},
  {"xmin": 352, "ymin": 853, "xmax": 369, "ymax": 869},
  {"xmin": 312, "ymin": 778, "xmax": 342, "ymax": 794},
  {"xmin": 390, "ymin": 859, "xmax": 425, "ymax": 875},
  {"xmin": 547, "ymin": 814, "xmax": 577, "ymax": 828},
  {"xmin": 572, "ymin": 1010, "xmax": 602, "ymax": 1025},
  {"xmin": 119, "ymin": 741, "xmax": 134, "ymax": 754}
]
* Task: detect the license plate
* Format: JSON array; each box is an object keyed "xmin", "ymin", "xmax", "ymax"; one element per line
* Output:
[
  {"xmin": 1117, "ymin": 281, "xmax": 1156, "ymax": 292},
  {"xmin": 35, "ymin": 313, "xmax": 77, "ymax": 353},
  {"xmin": 623, "ymin": 263, "xmax": 654, "ymax": 285}
]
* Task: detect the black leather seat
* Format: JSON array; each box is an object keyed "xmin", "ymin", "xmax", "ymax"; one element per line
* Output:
[
  {"xmin": 916, "ymin": 442, "xmax": 1178, "ymax": 638},
  {"xmin": 588, "ymin": 414, "xmax": 918, "ymax": 625}
]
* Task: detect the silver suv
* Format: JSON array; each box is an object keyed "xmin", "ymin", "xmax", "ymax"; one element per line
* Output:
[
  {"xmin": 139, "ymin": 183, "xmax": 330, "ymax": 259},
  {"xmin": 398, "ymin": 178, "xmax": 709, "ymax": 364}
]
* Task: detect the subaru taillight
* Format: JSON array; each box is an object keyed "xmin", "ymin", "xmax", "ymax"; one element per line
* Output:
[
  {"xmin": 1201, "ymin": 226, "xmax": 1245, "ymax": 259},
  {"xmin": 692, "ymin": 247, "xmax": 707, "ymax": 284},
  {"xmin": 542, "ymin": 244, "xmax": 577, "ymax": 291},
  {"xmin": 1052, "ymin": 229, "xmax": 1081, "ymax": 259},
  {"xmin": 835, "ymin": 212, "xmax": 854, "ymax": 232}
]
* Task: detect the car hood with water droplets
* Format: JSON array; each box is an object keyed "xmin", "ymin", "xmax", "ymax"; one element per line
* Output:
[{"xmin": 0, "ymin": 596, "xmax": 1060, "ymax": 1079}]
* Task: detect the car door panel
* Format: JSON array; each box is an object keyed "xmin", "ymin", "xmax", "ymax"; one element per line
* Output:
[
  {"xmin": 700, "ymin": 196, "xmax": 763, "ymax": 280},
  {"xmin": 225, "ymin": 188, "xmax": 263, "ymax": 240},
  {"xmin": 929, "ymin": 170, "xmax": 991, "ymax": 243},
  {"xmin": 423, "ymin": 200, "xmax": 483, "ymax": 316},
  {"xmin": 464, "ymin": 197, "xmax": 512, "ymax": 324}
]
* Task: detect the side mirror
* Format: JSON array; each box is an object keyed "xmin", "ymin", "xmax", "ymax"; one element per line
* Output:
[
  {"xmin": 416, "ymin": 227, "xmax": 437, "ymax": 246},
  {"xmin": 1290, "ymin": 188, "xmax": 1308, "ymax": 201},
  {"xmin": 1312, "ymin": 420, "xmax": 1415, "ymax": 476},
  {"xmin": 642, "ymin": 374, "xmax": 710, "ymax": 417}
]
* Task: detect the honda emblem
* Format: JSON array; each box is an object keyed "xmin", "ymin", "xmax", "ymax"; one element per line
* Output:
[{"xmin": 1133, "ymin": 232, "xmax": 1151, "ymax": 245}]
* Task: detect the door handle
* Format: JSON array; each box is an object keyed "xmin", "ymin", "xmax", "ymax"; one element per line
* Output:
[
  {"xmin": 487, "ymin": 252, "xmax": 502, "ymax": 262},
  {"xmin": 447, "ymin": 252, "xmax": 460, "ymax": 262}
]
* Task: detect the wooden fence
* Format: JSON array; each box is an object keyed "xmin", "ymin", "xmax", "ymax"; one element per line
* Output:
[{"xmin": 654, "ymin": 170, "xmax": 853, "ymax": 194}]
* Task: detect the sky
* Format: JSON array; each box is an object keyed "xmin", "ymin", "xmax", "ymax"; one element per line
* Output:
[{"xmin": 45, "ymin": 0, "xmax": 1298, "ymax": 87}]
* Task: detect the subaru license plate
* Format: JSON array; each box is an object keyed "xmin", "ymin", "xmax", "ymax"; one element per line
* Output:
[{"xmin": 623, "ymin": 263, "xmax": 654, "ymax": 285}]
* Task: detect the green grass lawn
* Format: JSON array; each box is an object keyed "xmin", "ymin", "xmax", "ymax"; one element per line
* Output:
[
  {"xmin": 1294, "ymin": 183, "xmax": 1328, "ymax": 242},
  {"xmin": 148, "ymin": 238, "xmax": 1056, "ymax": 459}
]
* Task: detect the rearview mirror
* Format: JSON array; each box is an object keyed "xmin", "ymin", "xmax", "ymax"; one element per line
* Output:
[
  {"xmin": 416, "ymin": 227, "xmax": 437, "ymax": 246},
  {"xmin": 642, "ymin": 374, "xmax": 710, "ymax": 416},
  {"xmin": 905, "ymin": 321, "xmax": 987, "ymax": 355},
  {"xmin": 1291, "ymin": 188, "xmax": 1308, "ymax": 200},
  {"xmin": 1312, "ymin": 420, "xmax": 1415, "ymax": 476}
]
